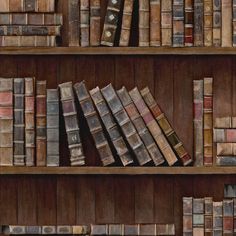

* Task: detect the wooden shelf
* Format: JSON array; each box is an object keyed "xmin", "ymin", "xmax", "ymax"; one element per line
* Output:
[
  {"xmin": 0, "ymin": 46, "xmax": 236, "ymax": 55},
  {"xmin": 1, "ymin": 166, "xmax": 236, "ymax": 175}
]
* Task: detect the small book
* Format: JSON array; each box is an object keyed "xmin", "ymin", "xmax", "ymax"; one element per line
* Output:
[
  {"xmin": 25, "ymin": 226, "xmax": 42, "ymax": 234},
  {"xmin": 216, "ymin": 156, "xmax": 236, "ymax": 166},
  {"xmin": 124, "ymin": 224, "xmax": 139, "ymax": 235},
  {"xmin": 59, "ymin": 82, "xmax": 85, "ymax": 166},
  {"xmin": 139, "ymin": 0, "xmax": 149, "ymax": 46},
  {"xmin": 161, "ymin": 0, "xmax": 172, "ymax": 46},
  {"xmin": 213, "ymin": 201, "xmax": 223, "ymax": 235},
  {"xmin": 215, "ymin": 117, "xmax": 236, "ymax": 128},
  {"xmin": 183, "ymin": 197, "xmax": 193, "ymax": 235},
  {"xmin": 139, "ymin": 224, "xmax": 156, "ymax": 236},
  {"xmin": 222, "ymin": 0, "xmax": 232, "ymax": 47},
  {"xmin": 223, "ymin": 199, "xmax": 234, "ymax": 235},
  {"xmin": 194, "ymin": 0, "xmax": 204, "ymax": 46},
  {"xmin": 2, "ymin": 226, "xmax": 26, "ymax": 234},
  {"xmin": 184, "ymin": 0, "xmax": 194, "ymax": 46},
  {"xmin": 57, "ymin": 226, "xmax": 72, "ymax": 234},
  {"xmin": 213, "ymin": 0, "xmax": 221, "ymax": 47},
  {"xmin": 42, "ymin": 226, "xmax": 56, "ymax": 234},
  {"xmin": 204, "ymin": 197, "xmax": 213, "ymax": 235},
  {"xmin": 72, "ymin": 225, "xmax": 90, "ymax": 235},
  {"xmin": 216, "ymin": 143, "xmax": 236, "ymax": 156},
  {"xmin": 80, "ymin": 0, "xmax": 89, "ymax": 47},
  {"xmin": 108, "ymin": 224, "xmax": 123, "ymax": 235},
  {"xmin": 214, "ymin": 128, "xmax": 236, "ymax": 142},
  {"xmin": 204, "ymin": 0, "xmax": 213, "ymax": 46},
  {"xmin": 224, "ymin": 184, "xmax": 236, "ymax": 198},
  {"xmin": 156, "ymin": 224, "xmax": 175, "ymax": 235},
  {"xmin": 90, "ymin": 0, "xmax": 101, "ymax": 46},
  {"xmin": 233, "ymin": 0, "xmax": 236, "ymax": 47},
  {"xmin": 193, "ymin": 198, "xmax": 204, "ymax": 236},
  {"xmin": 74, "ymin": 82, "xmax": 115, "ymax": 167},
  {"xmin": 91, "ymin": 224, "xmax": 108, "ymax": 235}
]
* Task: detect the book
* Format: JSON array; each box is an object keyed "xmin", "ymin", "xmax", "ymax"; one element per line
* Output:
[
  {"xmin": 59, "ymin": 82, "xmax": 85, "ymax": 166},
  {"xmin": 193, "ymin": 198, "xmax": 204, "ymax": 236},
  {"xmin": 204, "ymin": 197, "xmax": 213, "ymax": 235},
  {"xmin": 90, "ymin": 86, "xmax": 133, "ymax": 166},
  {"xmin": 216, "ymin": 156, "xmax": 236, "ymax": 165},
  {"xmin": 13, "ymin": 78, "xmax": 25, "ymax": 166},
  {"xmin": 25, "ymin": 226, "xmax": 42, "ymax": 234},
  {"xmin": 204, "ymin": 0, "xmax": 213, "ymax": 46},
  {"xmin": 74, "ymin": 82, "xmax": 115, "ymax": 167},
  {"xmin": 0, "ymin": 78, "xmax": 13, "ymax": 166},
  {"xmin": 233, "ymin": 0, "xmax": 236, "ymax": 47},
  {"xmin": 224, "ymin": 184, "xmax": 236, "ymax": 198},
  {"xmin": 139, "ymin": 224, "xmax": 156, "ymax": 236},
  {"xmin": 222, "ymin": 0, "xmax": 232, "ymax": 47},
  {"xmin": 90, "ymin": 0, "xmax": 101, "ymax": 46},
  {"xmin": 223, "ymin": 199, "xmax": 234, "ymax": 235},
  {"xmin": 150, "ymin": 0, "xmax": 160, "ymax": 47},
  {"xmin": 214, "ymin": 128, "xmax": 236, "ymax": 142},
  {"xmin": 119, "ymin": 0, "xmax": 134, "ymax": 46},
  {"xmin": 129, "ymin": 87, "xmax": 178, "ymax": 166},
  {"xmin": 139, "ymin": 0, "xmax": 149, "ymax": 46},
  {"xmin": 213, "ymin": 0, "xmax": 221, "ymax": 46},
  {"xmin": 141, "ymin": 87, "xmax": 192, "ymax": 166},
  {"xmin": 72, "ymin": 225, "xmax": 90, "ymax": 235},
  {"xmin": 108, "ymin": 224, "xmax": 123, "ymax": 235},
  {"xmin": 101, "ymin": 84, "xmax": 152, "ymax": 166},
  {"xmin": 183, "ymin": 197, "xmax": 193, "ymax": 236},
  {"xmin": 2, "ymin": 226, "xmax": 26, "ymax": 234},
  {"xmin": 156, "ymin": 224, "xmax": 175, "ymax": 235},
  {"xmin": 80, "ymin": 0, "xmax": 89, "ymax": 47},
  {"xmin": 101, "ymin": 0, "xmax": 122, "ymax": 46},
  {"xmin": 91, "ymin": 225, "xmax": 108, "ymax": 235},
  {"xmin": 214, "ymin": 117, "xmax": 235, "ymax": 128},
  {"xmin": 194, "ymin": 0, "xmax": 204, "ymax": 46},
  {"xmin": 46, "ymin": 89, "xmax": 59, "ymax": 167},
  {"xmin": 57, "ymin": 226, "xmax": 72, "ymax": 234},
  {"xmin": 124, "ymin": 224, "xmax": 139, "ymax": 235},
  {"xmin": 161, "ymin": 0, "xmax": 172, "ymax": 46},
  {"xmin": 184, "ymin": 0, "xmax": 194, "ymax": 46},
  {"xmin": 42, "ymin": 226, "xmax": 56, "ymax": 235},
  {"xmin": 117, "ymin": 86, "xmax": 165, "ymax": 166},
  {"xmin": 234, "ymin": 199, "xmax": 236, "ymax": 234},
  {"xmin": 213, "ymin": 201, "xmax": 223, "ymax": 235},
  {"xmin": 216, "ymin": 143, "xmax": 236, "ymax": 155}
]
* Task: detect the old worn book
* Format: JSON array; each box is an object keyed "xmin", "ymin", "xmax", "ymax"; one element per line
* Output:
[
  {"xmin": 213, "ymin": 201, "xmax": 223, "ymax": 235},
  {"xmin": 233, "ymin": 0, "xmax": 236, "ymax": 46},
  {"xmin": 117, "ymin": 86, "xmax": 164, "ymax": 166},
  {"xmin": 80, "ymin": 0, "xmax": 89, "ymax": 46},
  {"xmin": 204, "ymin": 0, "xmax": 213, "ymax": 46},
  {"xmin": 25, "ymin": 226, "xmax": 42, "ymax": 234},
  {"xmin": 194, "ymin": 0, "xmax": 204, "ymax": 46},
  {"xmin": 57, "ymin": 226, "xmax": 72, "ymax": 234},
  {"xmin": 101, "ymin": 84, "xmax": 152, "ymax": 166},
  {"xmin": 72, "ymin": 225, "xmax": 90, "ymax": 235},
  {"xmin": 90, "ymin": 86, "xmax": 133, "ymax": 166},
  {"xmin": 3, "ymin": 226, "xmax": 26, "ymax": 234},
  {"xmin": 139, "ymin": 224, "xmax": 156, "ymax": 235},
  {"xmin": 222, "ymin": 0, "xmax": 232, "ymax": 47},
  {"xmin": 213, "ymin": 0, "xmax": 221, "ymax": 46},
  {"xmin": 149, "ymin": 0, "xmax": 160, "ymax": 46},
  {"xmin": 224, "ymin": 184, "xmax": 236, "ymax": 198},
  {"xmin": 119, "ymin": 0, "xmax": 134, "ymax": 46},
  {"xmin": 216, "ymin": 143, "xmax": 236, "ymax": 155},
  {"xmin": 141, "ymin": 87, "xmax": 192, "ymax": 166},
  {"xmin": 0, "ymin": 78, "xmax": 13, "ymax": 166},
  {"xmin": 101, "ymin": 0, "xmax": 122, "ymax": 46},
  {"xmin": 124, "ymin": 224, "xmax": 139, "ymax": 235},
  {"xmin": 68, "ymin": 0, "xmax": 80, "ymax": 46},
  {"xmin": 139, "ymin": 0, "xmax": 149, "ymax": 46},
  {"xmin": 183, "ymin": 197, "xmax": 193, "ymax": 235},
  {"xmin": 161, "ymin": 0, "xmax": 172, "ymax": 46},
  {"xmin": 14, "ymin": 78, "xmax": 25, "ymax": 166},
  {"xmin": 108, "ymin": 224, "xmax": 123, "ymax": 235},
  {"xmin": 216, "ymin": 156, "xmax": 236, "ymax": 165},
  {"xmin": 215, "ymin": 117, "xmax": 233, "ymax": 128},
  {"xmin": 156, "ymin": 224, "xmax": 175, "ymax": 235},
  {"xmin": 91, "ymin": 224, "xmax": 108, "ymax": 235},
  {"xmin": 185, "ymin": 0, "xmax": 194, "ymax": 46},
  {"xmin": 193, "ymin": 198, "xmax": 204, "ymax": 236},
  {"xmin": 42, "ymin": 226, "xmax": 56, "ymax": 234},
  {"xmin": 214, "ymin": 128, "xmax": 236, "ymax": 142},
  {"xmin": 59, "ymin": 82, "xmax": 85, "ymax": 166},
  {"xmin": 90, "ymin": 0, "xmax": 101, "ymax": 46},
  {"xmin": 74, "ymin": 82, "xmax": 115, "ymax": 166},
  {"xmin": 173, "ymin": 0, "xmax": 184, "ymax": 47},
  {"xmin": 47, "ymin": 89, "xmax": 59, "ymax": 167},
  {"xmin": 223, "ymin": 199, "xmax": 234, "ymax": 235},
  {"xmin": 204, "ymin": 197, "xmax": 213, "ymax": 235},
  {"xmin": 129, "ymin": 87, "xmax": 178, "ymax": 166}
]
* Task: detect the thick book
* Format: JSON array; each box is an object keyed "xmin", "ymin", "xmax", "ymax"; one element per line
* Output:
[
  {"xmin": 213, "ymin": 0, "xmax": 221, "ymax": 46},
  {"xmin": 101, "ymin": 0, "xmax": 122, "ymax": 46},
  {"xmin": 124, "ymin": 225, "xmax": 139, "ymax": 235},
  {"xmin": 101, "ymin": 84, "xmax": 152, "ymax": 166},
  {"xmin": 216, "ymin": 156, "xmax": 236, "ymax": 166},
  {"xmin": 129, "ymin": 87, "xmax": 178, "ymax": 166},
  {"xmin": 139, "ymin": 0, "xmax": 149, "ymax": 46},
  {"xmin": 183, "ymin": 197, "xmax": 193, "ymax": 235},
  {"xmin": 204, "ymin": 0, "xmax": 213, "ymax": 46},
  {"xmin": 90, "ymin": 86, "xmax": 133, "ymax": 166},
  {"xmin": 161, "ymin": 0, "xmax": 172, "ymax": 46},
  {"xmin": 42, "ymin": 226, "xmax": 56, "ymax": 234},
  {"xmin": 108, "ymin": 224, "xmax": 123, "ymax": 235},
  {"xmin": 213, "ymin": 201, "xmax": 223, "ymax": 235},
  {"xmin": 59, "ymin": 82, "xmax": 85, "ymax": 166},
  {"xmin": 74, "ymin": 82, "xmax": 115, "ymax": 167},
  {"xmin": 14, "ymin": 78, "xmax": 25, "ymax": 166},
  {"xmin": 141, "ymin": 87, "xmax": 192, "ymax": 166},
  {"xmin": 90, "ymin": 0, "xmax": 101, "ymax": 46},
  {"xmin": 80, "ymin": 0, "xmax": 89, "ymax": 46},
  {"xmin": 184, "ymin": 0, "xmax": 194, "ymax": 46},
  {"xmin": 57, "ymin": 226, "xmax": 72, "ymax": 234},
  {"xmin": 222, "ymin": 0, "xmax": 232, "ymax": 47},
  {"xmin": 0, "ymin": 78, "xmax": 13, "ymax": 166},
  {"xmin": 204, "ymin": 197, "xmax": 213, "ymax": 235},
  {"xmin": 214, "ymin": 117, "xmax": 236, "ymax": 128},
  {"xmin": 193, "ymin": 198, "xmax": 204, "ymax": 236},
  {"xmin": 214, "ymin": 128, "xmax": 236, "ymax": 142},
  {"xmin": 46, "ymin": 89, "xmax": 59, "ymax": 167},
  {"xmin": 119, "ymin": 0, "xmax": 134, "ymax": 46},
  {"xmin": 216, "ymin": 143, "xmax": 236, "ymax": 155},
  {"xmin": 194, "ymin": 0, "xmax": 204, "ymax": 46},
  {"xmin": 117, "ymin": 86, "xmax": 165, "ymax": 166},
  {"xmin": 233, "ymin": 0, "xmax": 236, "ymax": 47},
  {"xmin": 72, "ymin": 225, "xmax": 90, "ymax": 235},
  {"xmin": 91, "ymin": 225, "xmax": 108, "ymax": 235},
  {"xmin": 223, "ymin": 199, "xmax": 234, "ymax": 235}
]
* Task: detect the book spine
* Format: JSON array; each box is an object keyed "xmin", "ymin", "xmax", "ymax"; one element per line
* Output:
[
  {"xmin": 183, "ymin": 197, "xmax": 193, "ymax": 235},
  {"xmin": 0, "ymin": 78, "xmax": 13, "ymax": 166},
  {"xmin": 204, "ymin": 197, "xmax": 213, "ymax": 235},
  {"xmin": 173, "ymin": 0, "xmax": 184, "ymax": 47},
  {"xmin": 117, "ymin": 86, "xmax": 165, "ymax": 166},
  {"xmin": 90, "ymin": 0, "xmax": 101, "ymax": 46},
  {"xmin": 234, "ymin": 198, "xmax": 236, "ymax": 234},
  {"xmin": 129, "ymin": 87, "xmax": 178, "ymax": 166},
  {"xmin": 72, "ymin": 226, "xmax": 90, "ymax": 235},
  {"xmin": 37, "ymin": 0, "xmax": 55, "ymax": 12},
  {"xmin": 150, "ymin": 0, "xmax": 160, "ymax": 47},
  {"xmin": 194, "ymin": 0, "xmax": 204, "ymax": 46},
  {"xmin": 203, "ymin": 77, "xmax": 213, "ymax": 166},
  {"xmin": 214, "ymin": 116, "xmax": 232, "ymax": 128},
  {"xmin": 204, "ymin": 0, "xmax": 213, "ymax": 46},
  {"xmin": 216, "ymin": 156, "xmax": 236, "ymax": 165},
  {"xmin": 223, "ymin": 199, "xmax": 234, "ymax": 234},
  {"xmin": 90, "ymin": 86, "xmax": 133, "ymax": 166},
  {"xmin": 42, "ymin": 226, "xmax": 56, "ymax": 234},
  {"xmin": 46, "ymin": 89, "xmax": 59, "ymax": 167},
  {"xmin": 25, "ymin": 226, "xmax": 42, "ymax": 234},
  {"xmin": 222, "ymin": 0, "xmax": 232, "ymax": 47},
  {"xmin": 184, "ymin": 0, "xmax": 194, "ymax": 46},
  {"xmin": 59, "ymin": 82, "xmax": 85, "ymax": 166},
  {"xmin": 216, "ymin": 143, "xmax": 236, "ymax": 155},
  {"xmin": 74, "ymin": 82, "xmax": 115, "ymax": 167},
  {"xmin": 193, "ymin": 198, "xmax": 204, "ymax": 235},
  {"xmin": 233, "ymin": 0, "xmax": 236, "ymax": 46},
  {"xmin": 119, "ymin": 0, "xmax": 134, "ymax": 46},
  {"xmin": 213, "ymin": 0, "xmax": 221, "ymax": 46},
  {"xmin": 25, "ymin": 77, "xmax": 35, "ymax": 166},
  {"xmin": 213, "ymin": 129, "xmax": 236, "ymax": 142},
  {"xmin": 80, "ymin": 0, "xmax": 89, "ymax": 47},
  {"xmin": 68, "ymin": 0, "xmax": 80, "ymax": 46},
  {"xmin": 0, "ymin": 0, "xmax": 9, "ymax": 12},
  {"xmin": 213, "ymin": 201, "xmax": 223, "ymax": 235},
  {"xmin": 139, "ymin": 0, "xmax": 149, "ymax": 46},
  {"xmin": 57, "ymin": 226, "xmax": 72, "ymax": 234},
  {"xmin": 3, "ymin": 226, "xmax": 26, "ymax": 234},
  {"xmin": 101, "ymin": 84, "xmax": 152, "ymax": 166},
  {"xmin": 161, "ymin": 0, "xmax": 172, "ymax": 46},
  {"xmin": 13, "ymin": 78, "xmax": 25, "ymax": 166}
]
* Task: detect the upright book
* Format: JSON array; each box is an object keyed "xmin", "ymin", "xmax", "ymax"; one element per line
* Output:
[
  {"xmin": 233, "ymin": 0, "xmax": 236, "ymax": 47},
  {"xmin": 223, "ymin": 199, "xmax": 234, "ymax": 235},
  {"xmin": 204, "ymin": 0, "xmax": 213, "ymax": 46},
  {"xmin": 213, "ymin": 201, "xmax": 223, "ymax": 235},
  {"xmin": 80, "ymin": 0, "xmax": 89, "ymax": 46},
  {"xmin": 222, "ymin": 0, "xmax": 232, "ymax": 47},
  {"xmin": 213, "ymin": 0, "xmax": 221, "ymax": 46},
  {"xmin": 184, "ymin": 0, "xmax": 194, "ymax": 46},
  {"xmin": 183, "ymin": 197, "xmax": 193, "ymax": 236},
  {"xmin": 204, "ymin": 197, "xmax": 213, "ymax": 235},
  {"xmin": 194, "ymin": 0, "xmax": 204, "ymax": 46},
  {"xmin": 150, "ymin": 0, "xmax": 161, "ymax": 46},
  {"xmin": 161, "ymin": 0, "xmax": 172, "ymax": 46},
  {"xmin": 90, "ymin": 0, "xmax": 101, "ymax": 46},
  {"xmin": 193, "ymin": 198, "xmax": 204, "ymax": 235},
  {"xmin": 139, "ymin": 0, "xmax": 149, "ymax": 46}
]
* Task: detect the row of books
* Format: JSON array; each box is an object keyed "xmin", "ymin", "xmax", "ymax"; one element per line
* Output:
[{"xmin": 0, "ymin": 0, "xmax": 63, "ymax": 46}]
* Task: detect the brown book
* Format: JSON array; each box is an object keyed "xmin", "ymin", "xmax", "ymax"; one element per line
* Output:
[
  {"xmin": 139, "ymin": 0, "xmax": 149, "ymax": 46},
  {"xmin": 194, "ymin": 0, "xmax": 204, "ymax": 46},
  {"xmin": 185, "ymin": 0, "xmax": 194, "ymax": 46},
  {"xmin": 183, "ymin": 197, "xmax": 193, "ymax": 235},
  {"xmin": 150, "ymin": 0, "xmax": 160, "ymax": 47},
  {"xmin": 233, "ymin": 0, "xmax": 236, "ymax": 47},
  {"xmin": 213, "ymin": 201, "xmax": 223, "ymax": 235},
  {"xmin": 119, "ymin": 0, "xmax": 134, "ymax": 46},
  {"xmin": 214, "ymin": 116, "xmax": 234, "ymax": 128},
  {"xmin": 156, "ymin": 224, "xmax": 175, "ymax": 235},
  {"xmin": 90, "ymin": 0, "xmax": 101, "ymax": 46},
  {"xmin": 72, "ymin": 225, "xmax": 90, "ymax": 235},
  {"xmin": 222, "ymin": 0, "xmax": 232, "ymax": 47},
  {"xmin": 204, "ymin": 0, "xmax": 213, "ymax": 46},
  {"xmin": 213, "ymin": 0, "xmax": 221, "ymax": 47},
  {"xmin": 80, "ymin": 0, "xmax": 89, "ymax": 47},
  {"xmin": 139, "ymin": 224, "xmax": 155, "ymax": 235},
  {"xmin": 193, "ymin": 198, "xmax": 204, "ymax": 236},
  {"xmin": 161, "ymin": 0, "xmax": 172, "ymax": 46},
  {"xmin": 91, "ymin": 224, "xmax": 108, "ymax": 235},
  {"xmin": 223, "ymin": 199, "xmax": 234, "ymax": 235},
  {"xmin": 204, "ymin": 197, "xmax": 213, "ymax": 235},
  {"xmin": 216, "ymin": 143, "xmax": 236, "ymax": 156}
]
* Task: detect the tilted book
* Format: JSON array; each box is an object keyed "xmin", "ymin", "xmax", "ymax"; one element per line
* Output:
[
  {"xmin": 213, "ymin": 201, "xmax": 223, "ymax": 235},
  {"xmin": 193, "ymin": 198, "xmax": 204, "ymax": 236},
  {"xmin": 194, "ymin": 0, "xmax": 204, "ymax": 46},
  {"xmin": 74, "ymin": 82, "xmax": 115, "ymax": 166},
  {"xmin": 101, "ymin": 84, "xmax": 152, "ymax": 166},
  {"xmin": 183, "ymin": 197, "xmax": 193, "ymax": 236},
  {"xmin": 223, "ymin": 199, "xmax": 234, "ymax": 235},
  {"xmin": 184, "ymin": 0, "xmax": 194, "ymax": 46},
  {"xmin": 90, "ymin": 86, "xmax": 133, "ymax": 166},
  {"xmin": 222, "ymin": 0, "xmax": 232, "ymax": 47},
  {"xmin": 139, "ymin": 0, "xmax": 149, "ymax": 46},
  {"xmin": 214, "ymin": 128, "xmax": 236, "ymax": 142},
  {"xmin": 141, "ymin": 87, "xmax": 192, "ymax": 166},
  {"xmin": 161, "ymin": 0, "xmax": 172, "ymax": 46},
  {"xmin": 90, "ymin": 0, "xmax": 101, "ymax": 46},
  {"xmin": 80, "ymin": 0, "xmax": 89, "ymax": 47},
  {"xmin": 150, "ymin": 0, "xmax": 161, "ymax": 46},
  {"xmin": 59, "ymin": 82, "xmax": 85, "ymax": 166},
  {"xmin": 129, "ymin": 87, "xmax": 178, "ymax": 166},
  {"xmin": 204, "ymin": 0, "xmax": 213, "ymax": 46},
  {"xmin": 213, "ymin": 0, "xmax": 221, "ymax": 47},
  {"xmin": 233, "ymin": 0, "xmax": 236, "ymax": 47},
  {"xmin": 204, "ymin": 197, "xmax": 213, "ymax": 235}
]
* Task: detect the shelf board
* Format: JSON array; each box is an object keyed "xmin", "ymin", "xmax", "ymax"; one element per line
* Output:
[
  {"xmin": 0, "ymin": 47, "xmax": 236, "ymax": 55},
  {"xmin": 1, "ymin": 166, "xmax": 236, "ymax": 175}
]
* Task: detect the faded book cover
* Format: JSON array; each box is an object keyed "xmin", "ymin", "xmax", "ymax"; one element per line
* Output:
[
  {"xmin": 204, "ymin": 0, "xmax": 213, "ymax": 46},
  {"xmin": 185, "ymin": 0, "xmax": 194, "ymax": 46},
  {"xmin": 90, "ymin": 0, "xmax": 101, "ymax": 46},
  {"xmin": 222, "ymin": 0, "xmax": 232, "ymax": 47},
  {"xmin": 161, "ymin": 0, "xmax": 172, "ymax": 46},
  {"xmin": 139, "ymin": 0, "xmax": 149, "ymax": 46},
  {"xmin": 213, "ymin": 0, "xmax": 221, "ymax": 47},
  {"xmin": 194, "ymin": 0, "xmax": 204, "ymax": 46}
]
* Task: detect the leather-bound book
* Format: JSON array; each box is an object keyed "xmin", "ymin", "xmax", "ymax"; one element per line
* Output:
[
  {"xmin": 101, "ymin": 84, "xmax": 152, "ymax": 166},
  {"xmin": 233, "ymin": 0, "xmax": 236, "ymax": 46},
  {"xmin": 204, "ymin": 197, "xmax": 213, "ymax": 235},
  {"xmin": 42, "ymin": 226, "xmax": 56, "ymax": 235},
  {"xmin": 59, "ymin": 82, "xmax": 85, "ymax": 166},
  {"xmin": 223, "ymin": 199, "xmax": 233, "ymax": 235},
  {"xmin": 25, "ymin": 226, "xmax": 42, "ymax": 234},
  {"xmin": 156, "ymin": 224, "xmax": 175, "ymax": 235},
  {"xmin": 119, "ymin": 0, "xmax": 134, "ymax": 46},
  {"xmin": 91, "ymin": 225, "xmax": 108, "ymax": 235},
  {"xmin": 139, "ymin": 0, "xmax": 149, "ymax": 46},
  {"xmin": 129, "ymin": 87, "xmax": 178, "ymax": 166},
  {"xmin": 193, "ymin": 198, "xmax": 204, "ymax": 236},
  {"xmin": 193, "ymin": 80, "xmax": 203, "ymax": 166},
  {"xmin": 37, "ymin": 0, "xmax": 55, "ymax": 12},
  {"xmin": 216, "ymin": 156, "xmax": 236, "ymax": 165},
  {"xmin": 141, "ymin": 87, "xmax": 192, "ymax": 166},
  {"xmin": 216, "ymin": 143, "xmax": 236, "ymax": 156},
  {"xmin": 213, "ymin": 0, "xmax": 221, "ymax": 47},
  {"xmin": 101, "ymin": 0, "xmax": 122, "ymax": 46},
  {"xmin": 108, "ymin": 224, "xmax": 123, "ymax": 235},
  {"xmin": 222, "ymin": 0, "xmax": 232, "ymax": 47},
  {"xmin": 14, "ymin": 78, "xmax": 25, "ymax": 166},
  {"xmin": 90, "ymin": 86, "xmax": 132, "ymax": 166},
  {"xmin": 68, "ymin": 0, "xmax": 80, "ymax": 46},
  {"xmin": 72, "ymin": 225, "xmax": 90, "ymax": 235},
  {"xmin": 47, "ymin": 89, "xmax": 59, "ymax": 166},
  {"xmin": 213, "ymin": 201, "xmax": 223, "ymax": 235},
  {"xmin": 90, "ymin": 0, "xmax": 101, "ymax": 46},
  {"xmin": 184, "ymin": 0, "xmax": 194, "ymax": 46},
  {"xmin": 204, "ymin": 0, "xmax": 213, "ymax": 46},
  {"xmin": 161, "ymin": 0, "xmax": 172, "ymax": 46},
  {"xmin": 124, "ymin": 224, "xmax": 139, "ymax": 235},
  {"xmin": 214, "ymin": 128, "xmax": 236, "ymax": 142},
  {"xmin": 0, "ymin": 78, "xmax": 13, "ymax": 166},
  {"xmin": 173, "ymin": 0, "xmax": 184, "ymax": 47},
  {"xmin": 139, "ymin": 224, "xmax": 156, "ymax": 235},
  {"xmin": 80, "ymin": 0, "xmax": 89, "ymax": 46},
  {"xmin": 150, "ymin": 0, "xmax": 160, "ymax": 46},
  {"xmin": 3, "ymin": 226, "xmax": 26, "ymax": 235},
  {"xmin": 194, "ymin": 0, "xmax": 204, "ymax": 46},
  {"xmin": 74, "ymin": 82, "xmax": 115, "ymax": 167},
  {"xmin": 57, "ymin": 226, "xmax": 72, "ymax": 234},
  {"xmin": 215, "ymin": 116, "xmax": 232, "ymax": 128}
]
